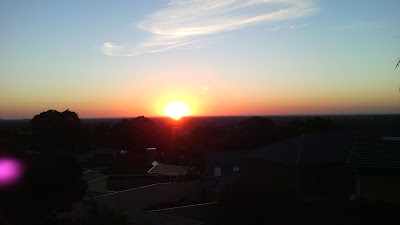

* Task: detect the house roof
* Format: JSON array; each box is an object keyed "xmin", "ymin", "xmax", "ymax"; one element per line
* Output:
[
  {"xmin": 149, "ymin": 202, "xmax": 218, "ymax": 222},
  {"xmin": 80, "ymin": 147, "xmax": 121, "ymax": 157},
  {"xmin": 82, "ymin": 169, "xmax": 107, "ymax": 183},
  {"xmin": 347, "ymin": 139, "xmax": 400, "ymax": 169},
  {"xmin": 245, "ymin": 132, "xmax": 380, "ymax": 166},
  {"xmin": 85, "ymin": 167, "xmax": 109, "ymax": 173},
  {"xmin": 148, "ymin": 164, "xmax": 188, "ymax": 176}
]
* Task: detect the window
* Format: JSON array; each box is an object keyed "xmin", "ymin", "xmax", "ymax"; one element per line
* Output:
[{"xmin": 214, "ymin": 167, "xmax": 221, "ymax": 177}]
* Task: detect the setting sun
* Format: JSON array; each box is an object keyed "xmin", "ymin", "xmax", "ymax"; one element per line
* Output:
[{"xmin": 164, "ymin": 102, "xmax": 190, "ymax": 120}]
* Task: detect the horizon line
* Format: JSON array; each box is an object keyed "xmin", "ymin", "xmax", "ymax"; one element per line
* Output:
[{"xmin": 2, "ymin": 113, "xmax": 400, "ymax": 121}]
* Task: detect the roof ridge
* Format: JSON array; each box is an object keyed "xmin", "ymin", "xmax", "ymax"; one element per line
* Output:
[{"xmin": 83, "ymin": 169, "xmax": 107, "ymax": 176}]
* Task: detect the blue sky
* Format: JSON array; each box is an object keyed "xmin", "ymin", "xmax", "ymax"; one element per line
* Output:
[{"xmin": 1, "ymin": 0, "xmax": 400, "ymax": 119}]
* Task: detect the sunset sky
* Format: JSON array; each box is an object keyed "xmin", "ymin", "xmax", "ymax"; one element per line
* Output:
[{"xmin": 1, "ymin": 0, "xmax": 400, "ymax": 119}]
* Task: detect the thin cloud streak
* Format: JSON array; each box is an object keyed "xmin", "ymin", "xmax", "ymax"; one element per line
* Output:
[
  {"xmin": 102, "ymin": 42, "xmax": 127, "ymax": 56},
  {"xmin": 103, "ymin": 0, "xmax": 318, "ymax": 56}
]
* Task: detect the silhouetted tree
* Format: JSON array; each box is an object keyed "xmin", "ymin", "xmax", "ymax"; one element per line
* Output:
[
  {"xmin": 189, "ymin": 125, "xmax": 226, "ymax": 149},
  {"xmin": 92, "ymin": 124, "xmax": 112, "ymax": 145},
  {"xmin": 233, "ymin": 116, "xmax": 275, "ymax": 148},
  {"xmin": 31, "ymin": 109, "xmax": 82, "ymax": 150},
  {"xmin": 109, "ymin": 116, "xmax": 162, "ymax": 151},
  {"xmin": 288, "ymin": 119, "xmax": 306, "ymax": 129}
]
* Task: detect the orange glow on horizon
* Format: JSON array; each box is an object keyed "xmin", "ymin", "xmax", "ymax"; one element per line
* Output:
[
  {"xmin": 164, "ymin": 101, "xmax": 190, "ymax": 120},
  {"xmin": 153, "ymin": 89, "xmax": 199, "ymax": 118}
]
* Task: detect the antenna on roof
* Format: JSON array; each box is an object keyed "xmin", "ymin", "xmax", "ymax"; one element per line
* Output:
[
  {"xmin": 395, "ymin": 36, "xmax": 400, "ymax": 103},
  {"xmin": 397, "ymin": 36, "xmax": 400, "ymax": 70}
]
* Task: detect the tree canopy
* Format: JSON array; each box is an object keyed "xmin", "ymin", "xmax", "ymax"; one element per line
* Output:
[
  {"xmin": 31, "ymin": 109, "xmax": 81, "ymax": 150},
  {"xmin": 109, "ymin": 116, "xmax": 164, "ymax": 151}
]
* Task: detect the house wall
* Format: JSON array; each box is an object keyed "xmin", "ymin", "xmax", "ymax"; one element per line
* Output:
[
  {"xmin": 88, "ymin": 181, "xmax": 202, "ymax": 210},
  {"xmin": 107, "ymin": 175, "xmax": 162, "ymax": 191},
  {"xmin": 87, "ymin": 178, "xmax": 107, "ymax": 192},
  {"xmin": 247, "ymin": 160, "xmax": 301, "ymax": 190},
  {"xmin": 204, "ymin": 151, "xmax": 245, "ymax": 177},
  {"xmin": 359, "ymin": 171, "xmax": 400, "ymax": 203},
  {"xmin": 297, "ymin": 166, "xmax": 354, "ymax": 199}
]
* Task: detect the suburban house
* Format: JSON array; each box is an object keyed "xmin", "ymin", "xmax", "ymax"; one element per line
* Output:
[
  {"xmin": 347, "ymin": 137, "xmax": 400, "ymax": 203},
  {"xmin": 147, "ymin": 162, "xmax": 189, "ymax": 182},
  {"xmin": 97, "ymin": 151, "xmax": 157, "ymax": 190},
  {"xmin": 95, "ymin": 149, "xmax": 192, "ymax": 191},
  {"xmin": 204, "ymin": 151, "xmax": 246, "ymax": 177},
  {"xmin": 86, "ymin": 181, "xmax": 203, "ymax": 211},
  {"xmin": 81, "ymin": 169, "xmax": 108, "ymax": 197},
  {"xmin": 244, "ymin": 132, "xmax": 380, "ymax": 200},
  {"xmin": 79, "ymin": 147, "xmax": 124, "ymax": 166},
  {"xmin": 200, "ymin": 172, "xmax": 243, "ymax": 201}
]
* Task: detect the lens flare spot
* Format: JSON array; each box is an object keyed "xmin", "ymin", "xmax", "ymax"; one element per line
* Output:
[{"xmin": 0, "ymin": 158, "xmax": 23, "ymax": 188}]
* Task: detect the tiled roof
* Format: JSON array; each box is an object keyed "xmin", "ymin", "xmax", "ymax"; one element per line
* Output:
[
  {"xmin": 148, "ymin": 164, "xmax": 188, "ymax": 176},
  {"xmin": 347, "ymin": 140, "xmax": 400, "ymax": 169},
  {"xmin": 246, "ymin": 132, "xmax": 379, "ymax": 166}
]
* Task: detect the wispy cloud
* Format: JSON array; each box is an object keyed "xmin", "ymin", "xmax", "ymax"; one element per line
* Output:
[
  {"xmin": 289, "ymin": 23, "xmax": 308, "ymax": 29},
  {"xmin": 102, "ymin": 42, "xmax": 126, "ymax": 56},
  {"xmin": 103, "ymin": 0, "xmax": 318, "ymax": 56}
]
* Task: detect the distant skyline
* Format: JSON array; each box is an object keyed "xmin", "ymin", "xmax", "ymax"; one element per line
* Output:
[{"xmin": 1, "ymin": 0, "xmax": 400, "ymax": 119}]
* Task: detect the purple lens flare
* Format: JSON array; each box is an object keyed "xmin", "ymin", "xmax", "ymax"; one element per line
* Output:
[{"xmin": 0, "ymin": 158, "xmax": 24, "ymax": 188}]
